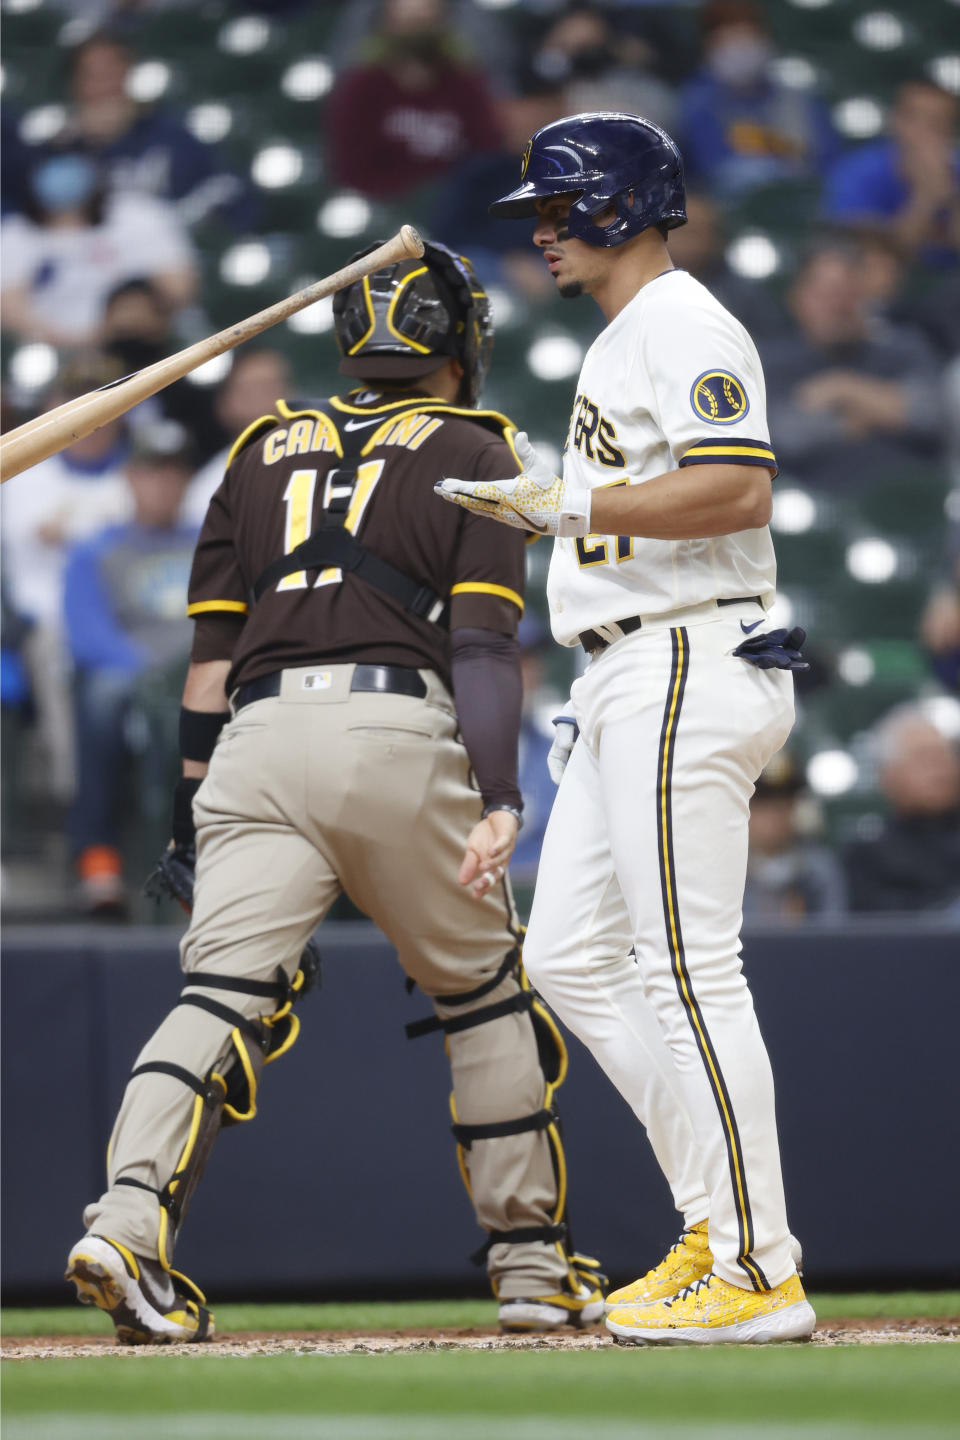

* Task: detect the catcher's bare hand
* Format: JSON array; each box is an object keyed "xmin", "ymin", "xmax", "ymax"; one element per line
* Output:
[{"xmin": 459, "ymin": 811, "xmax": 519, "ymax": 900}]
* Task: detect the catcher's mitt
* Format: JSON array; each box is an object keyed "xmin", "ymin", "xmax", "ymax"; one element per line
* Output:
[
  {"xmin": 144, "ymin": 844, "xmax": 323, "ymax": 994},
  {"xmin": 144, "ymin": 842, "xmax": 196, "ymax": 912}
]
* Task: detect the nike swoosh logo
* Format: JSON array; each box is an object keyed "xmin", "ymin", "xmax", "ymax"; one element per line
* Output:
[
  {"xmin": 342, "ymin": 417, "xmax": 383, "ymax": 431},
  {"xmin": 740, "ymin": 618, "xmax": 763, "ymax": 634}
]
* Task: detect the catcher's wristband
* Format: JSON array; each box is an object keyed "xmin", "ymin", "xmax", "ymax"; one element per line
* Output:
[
  {"xmin": 172, "ymin": 775, "xmax": 203, "ymax": 848},
  {"xmin": 482, "ymin": 803, "xmax": 524, "ymax": 831},
  {"xmin": 179, "ymin": 706, "xmax": 229, "ymax": 763}
]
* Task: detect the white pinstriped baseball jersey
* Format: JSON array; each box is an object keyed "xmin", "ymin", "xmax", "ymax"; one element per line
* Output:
[{"xmin": 547, "ymin": 269, "xmax": 778, "ymax": 646}]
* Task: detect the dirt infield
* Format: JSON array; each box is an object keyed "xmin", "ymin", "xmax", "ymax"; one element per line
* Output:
[{"xmin": 3, "ymin": 1317, "xmax": 958, "ymax": 1359}]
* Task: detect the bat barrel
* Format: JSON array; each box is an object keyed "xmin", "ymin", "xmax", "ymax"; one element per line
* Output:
[{"xmin": 0, "ymin": 226, "xmax": 425, "ymax": 484}]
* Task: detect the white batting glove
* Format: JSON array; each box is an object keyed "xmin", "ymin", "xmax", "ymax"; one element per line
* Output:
[
  {"xmin": 435, "ymin": 432, "xmax": 591, "ymax": 538},
  {"xmin": 547, "ymin": 714, "xmax": 579, "ymax": 785}
]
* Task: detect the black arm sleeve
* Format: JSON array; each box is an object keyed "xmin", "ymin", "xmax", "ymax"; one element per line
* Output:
[{"xmin": 450, "ymin": 626, "xmax": 523, "ymax": 813}]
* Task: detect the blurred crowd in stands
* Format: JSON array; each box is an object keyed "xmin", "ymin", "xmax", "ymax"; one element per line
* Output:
[{"xmin": 1, "ymin": 0, "xmax": 959, "ymax": 922}]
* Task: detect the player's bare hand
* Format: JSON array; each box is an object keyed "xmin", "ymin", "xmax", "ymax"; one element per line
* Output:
[
  {"xmin": 459, "ymin": 810, "xmax": 519, "ymax": 900},
  {"xmin": 435, "ymin": 432, "xmax": 592, "ymax": 537}
]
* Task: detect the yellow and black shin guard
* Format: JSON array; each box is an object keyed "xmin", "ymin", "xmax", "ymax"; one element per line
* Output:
[
  {"xmin": 112, "ymin": 959, "xmax": 315, "ymax": 1288},
  {"xmin": 406, "ymin": 948, "xmax": 605, "ymax": 1298}
]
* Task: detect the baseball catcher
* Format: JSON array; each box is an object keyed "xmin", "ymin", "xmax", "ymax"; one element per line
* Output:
[{"xmin": 65, "ymin": 240, "xmax": 604, "ymax": 1343}]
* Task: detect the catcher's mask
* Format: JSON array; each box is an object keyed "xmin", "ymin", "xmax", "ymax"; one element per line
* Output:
[{"xmin": 333, "ymin": 241, "xmax": 494, "ymax": 408}]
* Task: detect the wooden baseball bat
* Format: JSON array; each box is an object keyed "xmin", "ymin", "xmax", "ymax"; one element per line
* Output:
[{"xmin": 0, "ymin": 225, "xmax": 425, "ymax": 484}]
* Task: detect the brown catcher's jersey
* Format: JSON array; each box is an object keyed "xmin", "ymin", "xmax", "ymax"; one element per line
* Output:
[{"xmin": 187, "ymin": 388, "xmax": 525, "ymax": 693}]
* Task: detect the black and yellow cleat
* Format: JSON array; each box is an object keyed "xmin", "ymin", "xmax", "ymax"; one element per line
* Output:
[
  {"xmin": 499, "ymin": 1277, "xmax": 605, "ymax": 1333},
  {"xmin": 65, "ymin": 1235, "xmax": 213, "ymax": 1345}
]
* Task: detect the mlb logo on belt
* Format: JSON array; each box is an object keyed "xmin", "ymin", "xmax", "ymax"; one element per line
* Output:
[{"xmin": 302, "ymin": 671, "xmax": 333, "ymax": 691}]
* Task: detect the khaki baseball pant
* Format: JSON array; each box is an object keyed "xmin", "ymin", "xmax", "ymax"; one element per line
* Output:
[{"xmin": 84, "ymin": 665, "xmax": 571, "ymax": 1298}]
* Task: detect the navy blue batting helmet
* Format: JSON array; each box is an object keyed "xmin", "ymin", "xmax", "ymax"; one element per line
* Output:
[{"xmin": 489, "ymin": 111, "xmax": 686, "ymax": 248}]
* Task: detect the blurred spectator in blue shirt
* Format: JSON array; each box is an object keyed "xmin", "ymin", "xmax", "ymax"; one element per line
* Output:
[
  {"xmin": 825, "ymin": 79, "xmax": 960, "ymax": 270},
  {"xmin": 64, "ymin": 435, "xmax": 197, "ymax": 916},
  {"xmin": 1, "ymin": 353, "xmax": 132, "ymax": 803},
  {"xmin": 678, "ymin": 0, "xmax": 838, "ymax": 197},
  {"xmin": 743, "ymin": 750, "xmax": 847, "ymax": 920},
  {"xmin": 1, "ymin": 150, "xmax": 197, "ymax": 347},
  {"xmin": 760, "ymin": 239, "xmax": 943, "ymax": 495},
  {"xmin": 50, "ymin": 31, "xmax": 257, "ymax": 230}
]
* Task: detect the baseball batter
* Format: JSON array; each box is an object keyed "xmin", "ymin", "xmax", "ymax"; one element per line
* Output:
[
  {"xmin": 65, "ymin": 242, "xmax": 603, "ymax": 1342},
  {"xmin": 437, "ymin": 113, "xmax": 815, "ymax": 1345}
]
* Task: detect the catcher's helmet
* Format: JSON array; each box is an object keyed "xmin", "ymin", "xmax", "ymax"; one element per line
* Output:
[
  {"xmin": 489, "ymin": 111, "xmax": 686, "ymax": 248},
  {"xmin": 333, "ymin": 241, "xmax": 493, "ymax": 407}
]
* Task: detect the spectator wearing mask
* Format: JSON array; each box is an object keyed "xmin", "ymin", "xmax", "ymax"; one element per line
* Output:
[
  {"xmin": 63, "ymin": 436, "xmax": 198, "ymax": 916},
  {"xmin": 760, "ymin": 239, "xmax": 943, "ymax": 495},
  {"xmin": 825, "ymin": 79, "xmax": 960, "ymax": 269},
  {"xmin": 179, "ymin": 348, "xmax": 293, "ymax": 528},
  {"xmin": 101, "ymin": 277, "xmax": 220, "ymax": 462},
  {"xmin": 1, "ymin": 354, "xmax": 133, "ymax": 801},
  {"xmin": 844, "ymin": 705, "xmax": 960, "ymax": 914},
  {"xmin": 325, "ymin": 0, "xmax": 504, "ymax": 201},
  {"xmin": 59, "ymin": 31, "xmax": 257, "ymax": 230},
  {"xmin": 0, "ymin": 150, "xmax": 197, "ymax": 347},
  {"xmin": 530, "ymin": 5, "xmax": 676, "ymax": 133},
  {"xmin": 678, "ymin": 0, "xmax": 837, "ymax": 196},
  {"xmin": 329, "ymin": 0, "xmax": 512, "ymax": 81},
  {"xmin": 743, "ymin": 750, "xmax": 847, "ymax": 920}
]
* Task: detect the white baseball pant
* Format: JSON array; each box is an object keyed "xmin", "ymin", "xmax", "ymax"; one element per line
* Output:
[{"xmin": 523, "ymin": 602, "xmax": 797, "ymax": 1291}]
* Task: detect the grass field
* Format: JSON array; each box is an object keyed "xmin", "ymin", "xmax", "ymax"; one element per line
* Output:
[{"xmin": 3, "ymin": 1295, "xmax": 959, "ymax": 1440}]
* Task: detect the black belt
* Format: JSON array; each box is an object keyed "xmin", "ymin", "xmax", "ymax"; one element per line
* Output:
[
  {"xmin": 579, "ymin": 597, "xmax": 762, "ymax": 656},
  {"xmin": 233, "ymin": 664, "xmax": 428, "ymax": 712}
]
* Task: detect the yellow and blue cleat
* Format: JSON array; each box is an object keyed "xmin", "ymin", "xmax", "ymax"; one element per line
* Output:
[
  {"xmin": 604, "ymin": 1219, "xmax": 713, "ymax": 1313},
  {"xmin": 605, "ymin": 1223, "xmax": 804, "ymax": 1314},
  {"xmin": 606, "ymin": 1270, "xmax": 816, "ymax": 1345}
]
